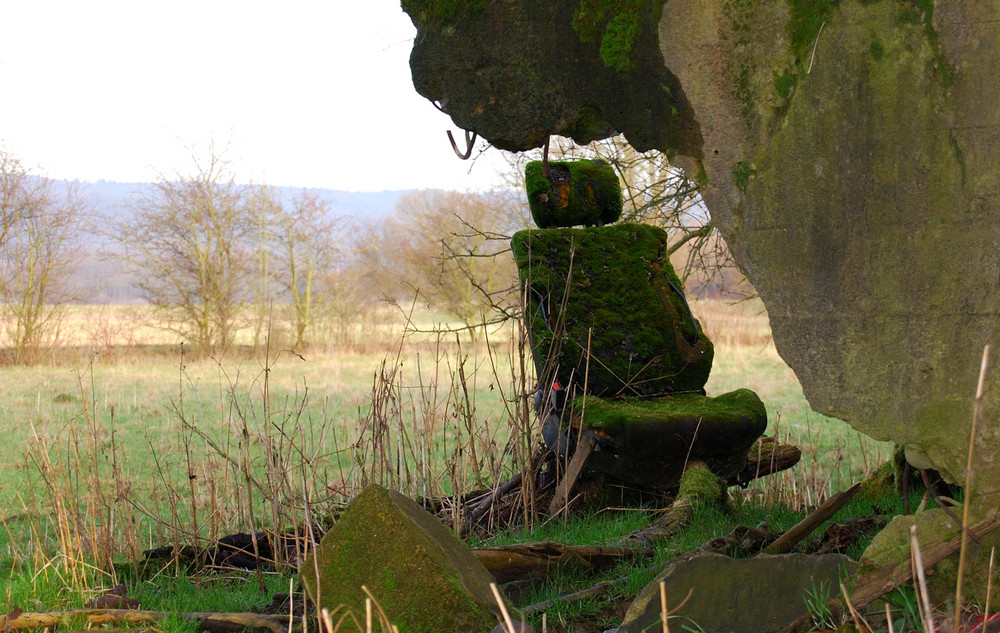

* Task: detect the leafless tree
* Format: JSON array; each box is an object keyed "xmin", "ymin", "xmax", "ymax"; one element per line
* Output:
[
  {"xmin": 271, "ymin": 190, "xmax": 345, "ymax": 349},
  {"xmin": 111, "ymin": 150, "xmax": 256, "ymax": 352},
  {"xmin": 246, "ymin": 183, "xmax": 281, "ymax": 351},
  {"xmin": 0, "ymin": 150, "xmax": 88, "ymax": 364},
  {"xmin": 360, "ymin": 189, "xmax": 527, "ymax": 333}
]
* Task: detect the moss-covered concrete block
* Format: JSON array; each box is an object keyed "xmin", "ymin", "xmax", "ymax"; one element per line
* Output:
[
  {"xmin": 862, "ymin": 509, "xmax": 1000, "ymax": 609},
  {"xmin": 525, "ymin": 159, "xmax": 623, "ymax": 228},
  {"xmin": 300, "ymin": 485, "xmax": 501, "ymax": 633},
  {"xmin": 619, "ymin": 552, "xmax": 857, "ymax": 633},
  {"xmin": 576, "ymin": 389, "xmax": 766, "ymax": 491},
  {"xmin": 511, "ymin": 223, "xmax": 713, "ymax": 397},
  {"xmin": 402, "ymin": 0, "xmax": 702, "ymax": 154}
]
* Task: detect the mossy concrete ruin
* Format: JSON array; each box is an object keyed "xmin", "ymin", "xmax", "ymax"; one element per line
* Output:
[
  {"xmin": 300, "ymin": 485, "xmax": 502, "ymax": 633},
  {"xmin": 664, "ymin": 0, "xmax": 1000, "ymax": 503},
  {"xmin": 863, "ymin": 509, "xmax": 1000, "ymax": 609},
  {"xmin": 574, "ymin": 390, "xmax": 766, "ymax": 490},
  {"xmin": 404, "ymin": 0, "xmax": 702, "ymax": 154},
  {"xmin": 402, "ymin": 0, "xmax": 1000, "ymax": 511},
  {"xmin": 403, "ymin": 0, "xmax": 1000, "ymax": 598}
]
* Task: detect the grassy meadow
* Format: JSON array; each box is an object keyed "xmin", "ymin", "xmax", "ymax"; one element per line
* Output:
[{"xmin": 0, "ymin": 298, "xmax": 895, "ymax": 622}]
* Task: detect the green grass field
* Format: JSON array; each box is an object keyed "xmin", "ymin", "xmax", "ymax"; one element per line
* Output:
[{"xmin": 0, "ymin": 299, "xmax": 896, "ymax": 628}]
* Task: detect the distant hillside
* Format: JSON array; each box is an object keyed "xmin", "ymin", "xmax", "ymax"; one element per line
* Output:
[{"xmin": 84, "ymin": 180, "xmax": 405, "ymax": 222}]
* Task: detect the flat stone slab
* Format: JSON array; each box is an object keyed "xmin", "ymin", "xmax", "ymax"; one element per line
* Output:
[
  {"xmin": 577, "ymin": 389, "xmax": 767, "ymax": 490},
  {"xmin": 301, "ymin": 484, "xmax": 502, "ymax": 633},
  {"xmin": 619, "ymin": 552, "xmax": 856, "ymax": 633}
]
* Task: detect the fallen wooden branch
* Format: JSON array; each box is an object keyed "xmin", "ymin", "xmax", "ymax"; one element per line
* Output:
[
  {"xmin": 0, "ymin": 607, "xmax": 292, "ymax": 633},
  {"xmin": 616, "ymin": 461, "xmax": 715, "ymax": 549},
  {"xmin": 728, "ymin": 437, "xmax": 802, "ymax": 487},
  {"xmin": 467, "ymin": 472, "xmax": 523, "ymax": 528},
  {"xmin": 697, "ymin": 524, "xmax": 781, "ymax": 556},
  {"xmin": 473, "ymin": 541, "xmax": 653, "ymax": 583},
  {"xmin": 522, "ymin": 576, "xmax": 623, "ymax": 615},
  {"xmin": 762, "ymin": 482, "xmax": 861, "ymax": 554},
  {"xmin": 617, "ymin": 498, "xmax": 693, "ymax": 549},
  {"xmin": 849, "ymin": 513, "xmax": 1000, "ymax": 608},
  {"xmin": 522, "ymin": 562, "xmax": 667, "ymax": 616}
]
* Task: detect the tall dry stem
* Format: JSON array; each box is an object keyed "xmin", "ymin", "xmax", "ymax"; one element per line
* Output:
[{"xmin": 955, "ymin": 344, "xmax": 990, "ymax": 631}]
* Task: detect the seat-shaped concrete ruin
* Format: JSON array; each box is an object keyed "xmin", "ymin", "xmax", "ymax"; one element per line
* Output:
[{"xmin": 512, "ymin": 161, "xmax": 767, "ymax": 493}]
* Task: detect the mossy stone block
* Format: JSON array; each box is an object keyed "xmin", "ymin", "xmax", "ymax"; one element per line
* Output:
[
  {"xmin": 525, "ymin": 159, "xmax": 623, "ymax": 228},
  {"xmin": 576, "ymin": 389, "xmax": 767, "ymax": 490},
  {"xmin": 300, "ymin": 485, "xmax": 500, "ymax": 633},
  {"xmin": 862, "ymin": 509, "xmax": 1000, "ymax": 609},
  {"xmin": 511, "ymin": 223, "xmax": 713, "ymax": 397}
]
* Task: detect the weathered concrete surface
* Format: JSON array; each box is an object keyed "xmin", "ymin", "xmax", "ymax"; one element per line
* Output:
[
  {"xmin": 618, "ymin": 552, "xmax": 856, "ymax": 633},
  {"xmin": 403, "ymin": 0, "xmax": 702, "ymax": 155},
  {"xmin": 402, "ymin": 1, "xmax": 1000, "ymax": 507},
  {"xmin": 659, "ymin": 1, "xmax": 1000, "ymax": 503}
]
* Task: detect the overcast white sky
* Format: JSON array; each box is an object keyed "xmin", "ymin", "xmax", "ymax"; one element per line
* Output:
[{"xmin": 0, "ymin": 1, "xmax": 510, "ymax": 192}]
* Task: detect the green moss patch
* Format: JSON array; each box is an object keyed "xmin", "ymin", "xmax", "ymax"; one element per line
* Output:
[
  {"xmin": 572, "ymin": 0, "xmax": 659, "ymax": 72},
  {"xmin": 511, "ymin": 224, "xmax": 713, "ymax": 398},
  {"xmin": 677, "ymin": 466, "xmax": 726, "ymax": 509},
  {"xmin": 525, "ymin": 159, "xmax": 623, "ymax": 228},
  {"xmin": 773, "ymin": 72, "xmax": 797, "ymax": 100},
  {"xmin": 787, "ymin": 0, "xmax": 838, "ymax": 63},
  {"xmin": 733, "ymin": 160, "xmax": 755, "ymax": 193}
]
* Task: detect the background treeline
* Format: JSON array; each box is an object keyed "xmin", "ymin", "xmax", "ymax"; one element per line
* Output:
[{"xmin": 0, "ymin": 138, "xmax": 749, "ymax": 364}]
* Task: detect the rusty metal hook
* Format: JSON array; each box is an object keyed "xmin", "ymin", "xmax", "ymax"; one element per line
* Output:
[
  {"xmin": 542, "ymin": 135, "xmax": 550, "ymax": 178},
  {"xmin": 447, "ymin": 129, "xmax": 477, "ymax": 160}
]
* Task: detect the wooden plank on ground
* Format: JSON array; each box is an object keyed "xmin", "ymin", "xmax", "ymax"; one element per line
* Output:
[
  {"xmin": 762, "ymin": 483, "xmax": 861, "ymax": 555},
  {"xmin": 547, "ymin": 435, "xmax": 597, "ymax": 516}
]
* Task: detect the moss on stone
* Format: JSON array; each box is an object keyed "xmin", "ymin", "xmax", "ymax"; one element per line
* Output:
[
  {"xmin": 572, "ymin": 0, "xmax": 660, "ymax": 73},
  {"xmin": 773, "ymin": 72, "xmax": 797, "ymax": 100},
  {"xmin": 785, "ymin": 0, "xmax": 945, "ymax": 85},
  {"xmin": 511, "ymin": 224, "xmax": 713, "ymax": 397},
  {"xmin": 565, "ymin": 389, "xmax": 767, "ymax": 490},
  {"xmin": 720, "ymin": 0, "xmax": 775, "ymax": 129},
  {"xmin": 858, "ymin": 459, "xmax": 897, "ymax": 500},
  {"xmin": 733, "ymin": 160, "xmax": 755, "ymax": 193},
  {"xmin": 677, "ymin": 466, "xmax": 726, "ymax": 509},
  {"xmin": 576, "ymin": 389, "xmax": 766, "ymax": 426},
  {"xmin": 600, "ymin": 11, "xmax": 641, "ymax": 72},
  {"xmin": 869, "ymin": 38, "xmax": 885, "ymax": 61},
  {"xmin": 694, "ymin": 161, "xmax": 709, "ymax": 188},
  {"xmin": 301, "ymin": 485, "xmax": 499, "ymax": 633},
  {"xmin": 859, "ymin": 509, "xmax": 1000, "ymax": 608},
  {"xmin": 525, "ymin": 159, "xmax": 623, "ymax": 228},
  {"xmin": 401, "ymin": 0, "xmax": 486, "ymax": 22},
  {"xmin": 786, "ymin": 0, "xmax": 838, "ymax": 63}
]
